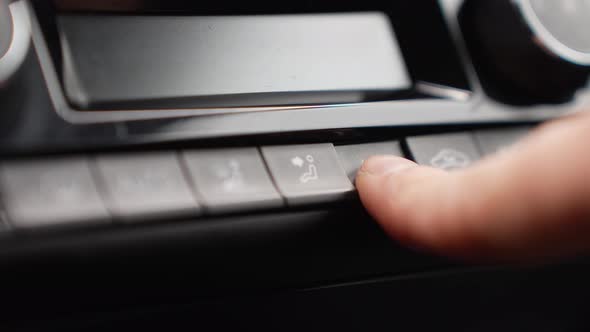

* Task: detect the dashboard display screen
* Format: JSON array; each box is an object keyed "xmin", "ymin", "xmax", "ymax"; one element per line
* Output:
[{"xmin": 58, "ymin": 13, "xmax": 410, "ymax": 110}]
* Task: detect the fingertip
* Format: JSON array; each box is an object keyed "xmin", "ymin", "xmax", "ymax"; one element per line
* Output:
[
  {"xmin": 356, "ymin": 155, "xmax": 464, "ymax": 256},
  {"xmin": 358, "ymin": 155, "xmax": 418, "ymax": 178},
  {"xmin": 355, "ymin": 156, "xmax": 419, "ymax": 213},
  {"xmin": 355, "ymin": 155, "xmax": 426, "ymax": 244}
]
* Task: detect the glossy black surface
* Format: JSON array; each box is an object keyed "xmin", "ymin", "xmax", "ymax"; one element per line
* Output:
[
  {"xmin": 0, "ymin": 49, "xmax": 117, "ymax": 154},
  {"xmin": 3, "ymin": 263, "xmax": 590, "ymax": 330},
  {"xmin": 0, "ymin": 205, "xmax": 451, "ymax": 323}
]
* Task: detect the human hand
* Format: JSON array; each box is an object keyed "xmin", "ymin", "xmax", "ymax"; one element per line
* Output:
[{"xmin": 357, "ymin": 112, "xmax": 590, "ymax": 263}]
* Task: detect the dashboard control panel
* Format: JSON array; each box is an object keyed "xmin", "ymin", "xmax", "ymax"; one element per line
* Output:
[
  {"xmin": 0, "ymin": 0, "xmax": 588, "ymax": 298},
  {"xmin": 0, "ymin": 127, "xmax": 530, "ymax": 232}
]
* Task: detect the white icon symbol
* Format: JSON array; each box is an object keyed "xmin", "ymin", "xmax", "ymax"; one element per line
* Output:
[
  {"xmin": 291, "ymin": 156, "xmax": 305, "ymax": 168},
  {"xmin": 292, "ymin": 155, "xmax": 319, "ymax": 184},
  {"xmin": 430, "ymin": 149, "xmax": 472, "ymax": 170},
  {"xmin": 215, "ymin": 159, "xmax": 245, "ymax": 192}
]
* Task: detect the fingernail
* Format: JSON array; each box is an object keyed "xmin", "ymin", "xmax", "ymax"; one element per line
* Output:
[{"xmin": 360, "ymin": 156, "xmax": 417, "ymax": 176}]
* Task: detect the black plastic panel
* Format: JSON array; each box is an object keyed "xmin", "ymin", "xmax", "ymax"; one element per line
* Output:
[
  {"xmin": 3, "ymin": 262, "xmax": 590, "ymax": 330},
  {"xmin": 37, "ymin": 0, "xmax": 471, "ymax": 98}
]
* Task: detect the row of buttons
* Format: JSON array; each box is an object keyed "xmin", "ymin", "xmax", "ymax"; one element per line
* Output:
[{"xmin": 0, "ymin": 127, "xmax": 530, "ymax": 230}]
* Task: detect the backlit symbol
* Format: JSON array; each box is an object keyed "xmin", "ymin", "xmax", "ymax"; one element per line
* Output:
[
  {"xmin": 215, "ymin": 159, "xmax": 245, "ymax": 192},
  {"xmin": 291, "ymin": 156, "xmax": 305, "ymax": 168},
  {"xmin": 430, "ymin": 149, "xmax": 472, "ymax": 170},
  {"xmin": 292, "ymin": 155, "xmax": 319, "ymax": 184}
]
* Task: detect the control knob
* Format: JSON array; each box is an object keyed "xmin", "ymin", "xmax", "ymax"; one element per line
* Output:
[{"xmin": 460, "ymin": 0, "xmax": 590, "ymax": 104}]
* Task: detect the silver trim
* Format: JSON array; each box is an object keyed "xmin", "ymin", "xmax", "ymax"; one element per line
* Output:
[
  {"xmin": 515, "ymin": 0, "xmax": 590, "ymax": 66},
  {"xmin": 0, "ymin": 1, "xmax": 31, "ymax": 85},
  {"xmin": 415, "ymin": 82, "xmax": 472, "ymax": 102}
]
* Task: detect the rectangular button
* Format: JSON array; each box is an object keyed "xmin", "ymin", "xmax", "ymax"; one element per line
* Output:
[
  {"xmin": 336, "ymin": 141, "xmax": 404, "ymax": 183},
  {"xmin": 94, "ymin": 152, "xmax": 201, "ymax": 221},
  {"xmin": 261, "ymin": 144, "xmax": 354, "ymax": 206},
  {"xmin": 0, "ymin": 158, "xmax": 110, "ymax": 229},
  {"xmin": 406, "ymin": 133, "xmax": 481, "ymax": 170},
  {"xmin": 182, "ymin": 148, "xmax": 283, "ymax": 214},
  {"xmin": 474, "ymin": 127, "xmax": 530, "ymax": 156}
]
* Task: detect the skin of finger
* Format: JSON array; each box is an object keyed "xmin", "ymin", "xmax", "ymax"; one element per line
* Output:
[
  {"xmin": 460, "ymin": 113, "xmax": 590, "ymax": 261},
  {"xmin": 357, "ymin": 160, "xmax": 469, "ymax": 255},
  {"xmin": 357, "ymin": 112, "xmax": 590, "ymax": 262}
]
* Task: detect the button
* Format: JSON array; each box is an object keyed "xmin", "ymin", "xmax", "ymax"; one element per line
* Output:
[
  {"xmin": 182, "ymin": 148, "xmax": 283, "ymax": 214},
  {"xmin": 261, "ymin": 144, "xmax": 354, "ymax": 206},
  {"xmin": 474, "ymin": 127, "xmax": 530, "ymax": 156},
  {"xmin": 0, "ymin": 204, "xmax": 11, "ymax": 233},
  {"xmin": 406, "ymin": 133, "xmax": 481, "ymax": 170},
  {"xmin": 94, "ymin": 152, "xmax": 201, "ymax": 221},
  {"xmin": 336, "ymin": 141, "xmax": 404, "ymax": 183},
  {"xmin": 0, "ymin": 158, "xmax": 110, "ymax": 229}
]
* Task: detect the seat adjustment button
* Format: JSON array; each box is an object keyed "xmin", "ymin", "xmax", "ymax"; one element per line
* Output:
[
  {"xmin": 261, "ymin": 144, "xmax": 354, "ymax": 206},
  {"xmin": 182, "ymin": 148, "xmax": 283, "ymax": 214}
]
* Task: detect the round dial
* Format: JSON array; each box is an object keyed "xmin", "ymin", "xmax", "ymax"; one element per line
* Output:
[
  {"xmin": 0, "ymin": 0, "xmax": 13, "ymax": 59},
  {"xmin": 460, "ymin": 0, "xmax": 590, "ymax": 104},
  {"xmin": 517, "ymin": 0, "xmax": 590, "ymax": 65}
]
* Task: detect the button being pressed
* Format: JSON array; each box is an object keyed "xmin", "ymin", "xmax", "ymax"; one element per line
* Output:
[
  {"xmin": 474, "ymin": 127, "xmax": 530, "ymax": 156},
  {"xmin": 406, "ymin": 133, "xmax": 481, "ymax": 170},
  {"xmin": 261, "ymin": 144, "xmax": 354, "ymax": 206},
  {"xmin": 0, "ymin": 158, "xmax": 110, "ymax": 229},
  {"xmin": 336, "ymin": 141, "xmax": 404, "ymax": 183},
  {"xmin": 94, "ymin": 152, "xmax": 201, "ymax": 221},
  {"xmin": 182, "ymin": 148, "xmax": 283, "ymax": 214}
]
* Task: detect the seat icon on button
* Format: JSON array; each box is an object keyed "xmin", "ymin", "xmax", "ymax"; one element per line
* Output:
[
  {"xmin": 214, "ymin": 159, "xmax": 245, "ymax": 192},
  {"xmin": 292, "ymin": 155, "xmax": 319, "ymax": 184},
  {"xmin": 261, "ymin": 144, "xmax": 354, "ymax": 206}
]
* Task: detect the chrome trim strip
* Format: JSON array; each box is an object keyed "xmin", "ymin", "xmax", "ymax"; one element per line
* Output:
[
  {"xmin": 0, "ymin": 1, "xmax": 31, "ymax": 85},
  {"xmin": 515, "ymin": 0, "xmax": 590, "ymax": 66}
]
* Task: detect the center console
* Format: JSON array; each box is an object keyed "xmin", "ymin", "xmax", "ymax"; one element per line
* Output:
[{"xmin": 1, "ymin": 0, "xmax": 589, "ymax": 327}]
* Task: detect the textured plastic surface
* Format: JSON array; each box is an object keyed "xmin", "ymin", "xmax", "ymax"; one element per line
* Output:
[
  {"xmin": 183, "ymin": 148, "xmax": 283, "ymax": 213},
  {"xmin": 261, "ymin": 144, "xmax": 354, "ymax": 206},
  {"xmin": 0, "ymin": 158, "xmax": 110, "ymax": 228},
  {"xmin": 94, "ymin": 153, "xmax": 202, "ymax": 221}
]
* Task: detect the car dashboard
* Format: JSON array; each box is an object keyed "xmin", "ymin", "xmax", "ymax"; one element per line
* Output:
[{"xmin": 1, "ymin": 0, "xmax": 590, "ymax": 330}]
